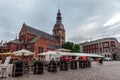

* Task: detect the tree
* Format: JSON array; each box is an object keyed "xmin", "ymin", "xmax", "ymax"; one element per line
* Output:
[
  {"xmin": 62, "ymin": 42, "xmax": 80, "ymax": 52},
  {"xmin": 73, "ymin": 44, "xmax": 80, "ymax": 52}
]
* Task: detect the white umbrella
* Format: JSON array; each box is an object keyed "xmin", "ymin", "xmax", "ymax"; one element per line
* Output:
[
  {"xmin": 38, "ymin": 51, "xmax": 59, "ymax": 55},
  {"xmin": 13, "ymin": 49, "xmax": 34, "ymax": 56},
  {"xmin": 38, "ymin": 51, "xmax": 61, "ymax": 61}
]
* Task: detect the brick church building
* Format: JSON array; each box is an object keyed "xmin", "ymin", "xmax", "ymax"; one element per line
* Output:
[{"xmin": 0, "ymin": 9, "xmax": 65, "ymax": 58}]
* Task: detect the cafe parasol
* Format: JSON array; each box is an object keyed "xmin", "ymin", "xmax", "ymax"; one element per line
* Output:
[
  {"xmin": 13, "ymin": 49, "xmax": 34, "ymax": 56},
  {"xmin": 0, "ymin": 52, "xmax": 14, "ymax": 56}
]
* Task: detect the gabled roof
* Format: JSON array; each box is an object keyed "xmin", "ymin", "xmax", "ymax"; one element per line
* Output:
[{"xmin": 26, "ymin": 25, "xmax": 58, "ymax": 42}]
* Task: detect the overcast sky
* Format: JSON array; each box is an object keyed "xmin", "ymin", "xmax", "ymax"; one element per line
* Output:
[{"xmin": 1, "ymin": 0, "xmax": 120, "ymax": 43}]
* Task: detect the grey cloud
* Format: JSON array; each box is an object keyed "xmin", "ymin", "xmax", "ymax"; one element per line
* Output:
[
  {"xmin": 68, "ymin": 0, "xmax": 120, "ymax": 42},
  {"xmin": 1, "ymin": 0, "xmax": 120, "ymax": 43},
  {"xmin": 0, "ymin": 31, "xmax": 15, "ymax": 41},
  {"xmin": 68, "ymin": 35, "xmax": 89, "ymax": 43}
]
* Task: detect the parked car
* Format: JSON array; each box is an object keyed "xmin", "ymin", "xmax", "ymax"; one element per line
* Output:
[{"xmin": 104, "ymin": 57, "xmax": 112, "ymax": 61}]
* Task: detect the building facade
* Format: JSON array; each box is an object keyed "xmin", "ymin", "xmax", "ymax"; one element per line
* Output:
[
  {"xmin": 80, "ymin": 37, "xmax": 120, "ymax": 60},
  {"xmin": 0, "ymin": 10, "xmax": 65, "ymax": 58}
]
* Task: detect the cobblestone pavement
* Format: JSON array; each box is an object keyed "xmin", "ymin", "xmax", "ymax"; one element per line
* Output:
[{"xmin": 1, "ymin": 61, "xmax": 120, "ymax": 80}]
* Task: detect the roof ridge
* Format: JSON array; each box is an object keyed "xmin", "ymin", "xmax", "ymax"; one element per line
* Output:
[{"xmin": 25, "ymin": 24, "xmax": 58, "ymax": 42}]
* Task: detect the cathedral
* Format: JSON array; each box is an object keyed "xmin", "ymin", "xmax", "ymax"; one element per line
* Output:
[{"xmin": 0, "ymin": 9, "xmax": 65, "ymax": 58}]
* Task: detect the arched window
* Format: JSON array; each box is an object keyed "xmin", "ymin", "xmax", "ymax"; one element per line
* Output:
[
  {"xmin": 16, "ymin": 46, "xmax": 19, "ymax": 51},
  {"xmin": 38, "ymin": 47, "xmax": 44, "ymax": 53},
  {"xmin": 38, "ymin": 47, "xmax": 41, "ymax": 53},
  {"xmin": 20, "ymin": 46, "xmax": 22, "ymax": 50}
]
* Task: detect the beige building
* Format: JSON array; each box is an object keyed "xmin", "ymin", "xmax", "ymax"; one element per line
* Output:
[{"xmin": 80, "ymin": 37, "xmax": 120, "ymax": 60}]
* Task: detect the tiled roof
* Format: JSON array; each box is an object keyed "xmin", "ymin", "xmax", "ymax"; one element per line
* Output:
[
  {"xmin": 26, "ymin": 25, "xmax": 58, "ymax": 42},
  {"xmin": 28, "ymin": 36, "xmax": 40, "ymax": 43},
  {"xmin": 47, "ymin": 44, "xmax": 59, "ymax": 49}
]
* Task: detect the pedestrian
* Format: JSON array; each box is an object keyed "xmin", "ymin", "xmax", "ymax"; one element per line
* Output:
[{"xmin": 99, "ymin": 58, "xmax": 103, "ymax": 64}]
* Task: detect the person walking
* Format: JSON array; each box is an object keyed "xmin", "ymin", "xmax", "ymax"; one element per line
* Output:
[{"xmin": 99, "ymin": 58, "xmax": 103, "ymax": 64}]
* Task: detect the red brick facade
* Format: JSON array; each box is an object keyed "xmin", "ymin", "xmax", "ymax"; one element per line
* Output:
[{"xmin": 0, "ymin": 10, "xmax": 65, "ymax": 58}]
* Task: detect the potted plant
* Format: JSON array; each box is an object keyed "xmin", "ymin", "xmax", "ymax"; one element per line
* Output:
[
  {"xmin": 33, "ymin": 59, "xmax": 44, "ymax": 74},
  {"xmin": 12, "ymin": 60, "xmax": 23, "ymax": 77},
  {"xmin": 48, "ymin": 60, "xmax": 57, "ymax": 72}
]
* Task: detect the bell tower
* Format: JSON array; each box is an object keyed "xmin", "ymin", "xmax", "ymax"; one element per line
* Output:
[{"xmin": 53, "ymin": 9, "xmax": 65, "ymax": 47}]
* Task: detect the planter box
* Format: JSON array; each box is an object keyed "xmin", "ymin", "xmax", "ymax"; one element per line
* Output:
[
  {"xmin": 59, "ymin": 60, "xmax": 68, "ymax": 71},
  {"xmin": 12, "ymin": 61, "xmax": 23, "ymax": 77},
  {"xmin": 48, "ymin": 60, "xmax": 57, "ymax": 72},
  {"xmin": 79, "ymin": 60, "xmax": 87, "ymax": 68},
  {"xmin": 70, "ymin": 60, "xmax": 78, "ymax": 70},
  {"xmin": 33, "ymin": 60, "xmax": 44, "ymax": 74}
]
